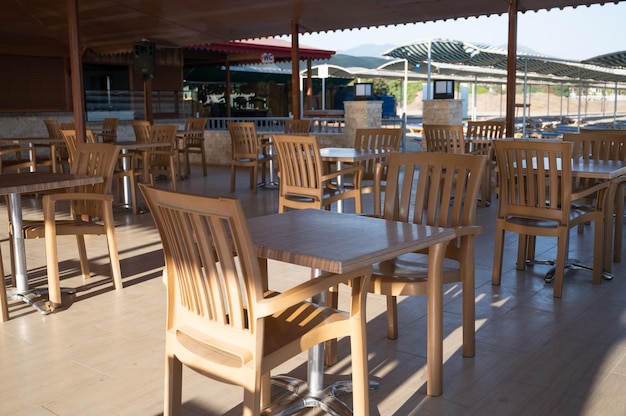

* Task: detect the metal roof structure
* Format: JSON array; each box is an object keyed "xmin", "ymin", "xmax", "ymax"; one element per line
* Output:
[
  {"xmin": 383, "ymin": 38, "xmax": 626, "ymax": 84},
  {"xmin": 583, "ymin": 51, "xmax": 626, "ymax": 69}
]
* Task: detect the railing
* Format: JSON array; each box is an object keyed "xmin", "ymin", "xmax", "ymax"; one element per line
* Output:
[{"xmin": 205, "ymin": 116, "xmax": 405, "ymax": 134}]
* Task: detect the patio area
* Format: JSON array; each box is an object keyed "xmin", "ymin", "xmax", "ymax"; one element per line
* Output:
[{"xmin": 2, "ymin": 164, "xmax": 626, "ymax": 415}]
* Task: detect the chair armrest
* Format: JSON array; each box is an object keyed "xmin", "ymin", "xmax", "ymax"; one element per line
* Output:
[
  {"xmin": 43, "ymin": 192, "xmax": 114, "ymax": 204},
  {"xmin": 255, "ymin": 266, "xmax": 371, "ymax": 318},
  {"xmin": 321, "ymin": 166, "xmax": 363, "ymax": 187},
  {"xmin": 453, "ymin": 225, "xmax": 483, "ymax": 238},
  {"xmin": 570, "ymin": 181, "xmax": 609, "ymax": 202}
]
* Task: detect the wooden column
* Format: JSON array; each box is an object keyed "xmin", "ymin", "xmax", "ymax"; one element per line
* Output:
[
  {"xmin": 506, "ymin": 0, "xmax": 518, "ymax": 137},
  {"xmin": 67, "ymin": 0, "xmax": 86, "ymax": 142},
  {"xmin": 143, "ymin": 75, "xmax": 153, "ymax": 123},
  {"xmin": 291, "ymin": 20, "xmax": 301, "ymax": 119},
  {"xmin": 306, "ymin": 58, "xmax": 313, "ymax": 111}
]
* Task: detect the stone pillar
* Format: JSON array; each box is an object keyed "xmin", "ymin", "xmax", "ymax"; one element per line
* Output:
[
  {"xmin": 423, "ymin": 99, "xmax": 463, "ymax": 125},
  {"xmin": 344, "ymin": 100, "xmax": 382, "ymax": 144}
]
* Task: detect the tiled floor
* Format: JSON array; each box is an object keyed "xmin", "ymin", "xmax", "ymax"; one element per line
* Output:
[{"xmin": 1, "ymin": 164, "xmax": 626, "ymax": 415}]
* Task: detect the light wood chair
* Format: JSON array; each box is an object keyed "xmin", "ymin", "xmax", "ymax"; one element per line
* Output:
[
  {"xmin": 14, "ymin": 143, "xmax": 123, "ymax": 307},
  {"xmin": 353, "ymin": 127, "xmax": 402, "ymax": 210},
  {"xmin": 227, "ymin": 121, "xmax": 273, "ymax": 193},
  {"xmin": 62, "ymin": 129, "xmax": 138, "ymax": 214},
  {"xmin": 284, "ymin": 119, "xmax": 312, "ymax": 134},
  {"xmin": 178, "ymin": 117, "xmax": 207, "ymax": 177},
  {"xmin": 563, "ymin": 132, "xmax": 626, "ymax": 263},
  {"xmin": 0, "ymin": 146, "xmax": 36, "ymax": 173},
  {"xmin": 422, "ymin": 124, "xmax": 466, "ymax": 154},
  {"xmin": 492, "ymin": 139, "xmax": 607, "ymax": 298},
  {"xmin": 364, "ymin": 152, "xmax": 485, "ymax": 355},
  {"xmin": 138, "ymin": 184, "xmax": 372, "ymax": 416},
  {"xmin": 273, "ymin": 134, "xmax": 363, "ymax": 213},
  {"xmin": 96, "ymin": 118, "xmax": 119, "ymax": 143},
  {"xmin": 466, "ymin": 120, "xmax": 506, "ymax": 139},
  {"xmin": 466, "ymin": 120, "xmax": 505, "ymax": 207},
  {"xmin": 146, "ymin": 125, "xmax": 179, "ymax": 191},
  {"xmin": 40, "ymin": 119, "xmax": 66, "ymax": 172}
]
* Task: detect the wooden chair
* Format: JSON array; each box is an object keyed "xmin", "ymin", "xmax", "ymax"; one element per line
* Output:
[
  {"xmin": 227, "ymin": 121, "xmax": 273, "ymax": 193},
  {"xmin": 492, "ymin": 139, "xmax": 607, "ymax": 298},
  {"xmin": 466, "ymin": 120, "xmax": 505, "ymax": 206},
  {"xmin": 15, "ymin": 143, "xmax": 123, "ymax": 307},
  {"xmin": 62, "ymin": 129, "xmax": 138, "ymax": 214},
  {"xmin": 284, "ymin": 119, "xmax": 312, "ymax": 134},
  {"xmin": 563, "ymin": 132, "xmax": 626, "ymax": 263},
  {"xmin": 363, "ymin": 152, "xmax": 485, "ymax": 355},
  {"xmin": 178, "ymin": 117, "xmax": 207, "ymax": 177},
  {"xmin": 466, "ymin": 120, "xmax": 506, "ymax": 139},
  {"xmin": 138, "ymin": 184, "xmax": 372, "ymax": 416},
  {"xmin": 96, "ymin": 118, "xmax": 119, "ymax": 143},
  {"xmin": 0, "ymin": 146, "xmax": 36, "ymax": 173},
  {"xmin": 353, "ymin": 127, "xmax": 402, "ymax": 210},
  {"xmin": 422, "ymin": 124, "xmax": 466, "ymax": 154},
  {"xmin": 146, "ymin": 125, "xmax": 179, "ymax": 191},
  {"xmin": 273, "ymin": 134, "xmax": 363, "ymax": 213},
  {"xmin": 39, "ymin": 119, "xmax": 66, "ymax": 172}
]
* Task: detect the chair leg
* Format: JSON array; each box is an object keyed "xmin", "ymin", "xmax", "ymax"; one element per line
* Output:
[
  {"xmin": 104, "ymin": 203, "xmax": 123, "ymax": 290},
  {"xmin": 386, "ymin": 295, "xmax": 398, "ymax": 340},
  {"xmin": 76, "ymin": 235, "xmax": 91, "ymax": 280},
  {"xmin": 201, "ymin": 149, "xmax": 207, "ymax": 176},
  {"xmin": 492, "ymin": 221, "xmax": 505, "ymax": 285},
  {"xmin": 553, "ymin": 228, "xmax": 569, "ymax": 298},
  {"xmin": 43, "ymin": 203, "xmax": 62, "ymax": 307},
  {"xmin": 460, "ymin": 238, "xmax": 475, "ymax": 358},
  {"xmin": 169, "ymin": 156, "xmax": 178, "ymax": 191},
  {"xmin": 592, "ymin": 214, "xmax": 604, "ymax": 286},
  {"xmin": 164, "ymin": 349, "xmax": 183, "ymax": 416}
]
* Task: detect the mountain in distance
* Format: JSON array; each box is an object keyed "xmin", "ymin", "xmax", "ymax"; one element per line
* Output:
[{"xmin": 339, "ymin": 43, "xmax": 396, "ymax": 57}]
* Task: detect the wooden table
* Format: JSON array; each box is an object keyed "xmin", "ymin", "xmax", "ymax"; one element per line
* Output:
[
  {"xmin": 248, "ymin": 209, "xmax": 456, "ymax": 413},
  {"xmin": 571, "ymin": 158, "xmax": 626, "ymax": 275},
  {"xmin": 319, "ymin": 147, "xmax": 392, "ymax": 212},
  {"xmin": 0, "ymin": 172, "xmax": 102, "ymax": 316}
]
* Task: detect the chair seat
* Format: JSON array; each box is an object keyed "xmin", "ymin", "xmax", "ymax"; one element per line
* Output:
[
  {"xmin": 371, "ymin": 253, "xmax": 461, "ymax": 297},
  {"xmin": 505, "ymin": 204, "xmax": 599, "ymax": 229},
  {"xmin": 22, "ymin": 219, "xmax": 106, "ymax": 239}
]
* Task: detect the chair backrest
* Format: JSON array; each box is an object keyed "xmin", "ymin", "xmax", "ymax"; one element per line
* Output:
[
  {"xmin": 139, "ymin": 184, "xmax": 263, "ymax": 343},
  {"xmin": 131, "ymin": 120, "xmax": 152, "ymax": 143},
  {"xmin": 69, "ymin": 142, "xmax": 121, "ymax": 217},
  {"xmin": 273, "ymin": 134, "xmax": 325, "ymax": 201},
  {"xmin": 183, "ymin": 118, "xmax": 207, "ymax": 145},
  {"xmin": 467, "ymin": 120, "xmax": 506, "ymax": 139},
  {"xmin": 354, "ymin": 127, "xmax": 402, "ymax": 180},
  {"xmin": 422, "ymin": 124, "xmax": 466, "ymax": 153},
  {"xmin": 184, "ymin": 117, "xmax": 207, "ymax": 133},
  {"xmin": 60, "ymin": 122, "xmax": 75, "ymax": 130},
  {"xmin": 149, "ymin": 125, "xmax": 178, "ymax": 165},
  {"xmin": 228, "ymin": 122, "xmax": 260, "ymax": 159},
  {"xmin": 381, "ymin": 152, "xmax": 486, "ymax": 237},
  {"xmin": 284, "ymin": 119, "xmax": 312, "ymax": 134},
  {"xmin": 563, "ymin": 132, "xmax": 626, "ymax": 161},
  {"xmin": 60, "ymin": 130, "xmax": 97, "ymax": 164},
  {"xmin": 100, "ymin": 118, "xmax": 119, "ymax": 143},
  {"xmin": 44, "ymin": 119, "xmax": 62, "ymax": 139},
  {"xmin": 493, "ymin": 139, "xmax": 573, "ymax": 226}
]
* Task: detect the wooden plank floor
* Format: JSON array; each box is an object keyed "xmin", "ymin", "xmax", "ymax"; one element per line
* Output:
[{"xmin": 1, "ymin": 164, "xmax": 625, "ymax": 415}]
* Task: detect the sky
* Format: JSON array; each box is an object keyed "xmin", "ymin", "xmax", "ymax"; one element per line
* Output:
[{"xmin": 292, "ymin": 3, "xmax": 626, "ymax": 61}]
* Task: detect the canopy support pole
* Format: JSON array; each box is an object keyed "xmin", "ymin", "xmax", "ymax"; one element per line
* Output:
[
  {"xmin": 67, "ymin": 0, "xmax": 86, "ymax": 142},
  {"xmin": 505, "ymin": 0, "xmax": 518, "ymax": 137},
  {"xmin": 291, "ymin": 20, "xmax": 301, "ymax": 119}
]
